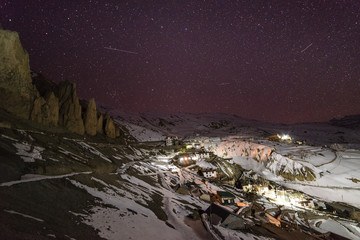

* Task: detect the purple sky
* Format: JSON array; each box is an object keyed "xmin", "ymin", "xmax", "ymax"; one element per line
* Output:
[{"xmin": 1, "ymin": 0, "xmax": 359, "ymax": 123}]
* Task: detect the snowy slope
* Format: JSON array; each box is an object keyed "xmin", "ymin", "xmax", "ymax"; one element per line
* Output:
[
  {"xmin": 1, "ymin": 109, "xmax": 360, "ymax": 239},
  {"xmin": 102, "ymin": 106, "xmax": 360, "ymax": 147}
]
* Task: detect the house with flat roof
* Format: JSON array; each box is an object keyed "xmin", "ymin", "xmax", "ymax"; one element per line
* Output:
[
  {"xmin": 213, "ymin": 191, "xmax": 236, "ymax": 205},
  {"xmin": 201, "ymin": 169, "xmax": 218, "ymax": 179}
]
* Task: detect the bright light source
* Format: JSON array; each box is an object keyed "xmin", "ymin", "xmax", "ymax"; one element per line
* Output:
[{"xmin": 277, "ymin": 134, "xmax": 292, "ymax": 141}]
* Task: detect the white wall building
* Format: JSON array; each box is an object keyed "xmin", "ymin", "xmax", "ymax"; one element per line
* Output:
[{"xmin": 202, "ymin": 170, "xmax": 217, "ymax": 178}]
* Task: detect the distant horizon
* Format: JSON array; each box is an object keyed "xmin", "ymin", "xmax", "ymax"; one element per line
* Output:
[
  {"xmin": 94, "ymin": 97, "xmax": 359, "ymax": 125},
  {"xmin": 32, "ymin": 68, "xmax": 360, "ymax": 125}
]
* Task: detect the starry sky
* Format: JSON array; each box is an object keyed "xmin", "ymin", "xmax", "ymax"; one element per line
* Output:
[{"xmin": 1, "ymin": 0, "xmax": 359, "ymax": 123}]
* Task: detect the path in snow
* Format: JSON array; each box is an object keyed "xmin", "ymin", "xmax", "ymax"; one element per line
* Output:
[
  {"xmin": 0, "ymin": 172, "xmax": 92, "ymax": 187},
  {"xmin": 315, "ymin": 152, "xmax": 338, "ymax": 167}
]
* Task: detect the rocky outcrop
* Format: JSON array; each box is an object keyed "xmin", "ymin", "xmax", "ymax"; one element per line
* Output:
[
  {"xmin": 350, "ymin": 211, "xmax": 360, "ymax": 222},
  {"xmin": 214, "ymin": 139, "xmax": 274, "ymax": 161},
  {"xmin": 267, "ymin": 153, "xmax": 316, "ymax": 181},
  {"xmin": 30, "ymin": 92, "xmax": 59, "ymax": 126},
  {"xmin": 115, "ymin": 126, "xmax": 120, "ymax": 137},
  {"xmin": 84, "ymin": 98, "xmax": 97, "ymax": 136},
  {"xmin": 96, "ymin": 114, "xmax": 104, "ymax": 134},
  {"xmin": 30, "ymin": 97, "xmax": 46, "ymax": 123},
  {"xmin": 105, "ymin": 115, "xmax": 116, "ymax": 138},
  {"xmin": 0, "ymin": 29, "xmax": 38, "ymax": 119},
  {"xmin": 44, "ymin": 92, "xmax": 59, "ymax": 126},
  {"xmin": 57, "ymin": 81, "xmax": 84, "ymax": 135},
  {"xmin": 0, "ymin": 29, "xmax": 123, "ymax": 138}
]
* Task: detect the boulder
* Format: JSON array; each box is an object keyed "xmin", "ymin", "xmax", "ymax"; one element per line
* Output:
[
  {"xmin": 84, "ymin": 98, "xmax": 97, "ymax": 136},
  {"xmin": 96, "ymin": 114, "xmax": 103, "ymax": 134},
  {"xmin": 57, "ymin": 81, "xmax": 84, "ymax": 135},
  {"xmin": 0, "ymin": 29, "xmax": 38, "ymax": 118},
  {"xmin": 105, "ymin": 115, "xmax": 116, "ymax": 138}
]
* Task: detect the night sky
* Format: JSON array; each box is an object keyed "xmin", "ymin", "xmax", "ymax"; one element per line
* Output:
[{"xmin": 1, "ymin": 1, "xmax": 359, "ymax": 124}]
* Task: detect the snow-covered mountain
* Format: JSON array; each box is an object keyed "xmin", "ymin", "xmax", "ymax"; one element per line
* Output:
[{"xmin": 102, "ymin": 106, "xmax": 360, "ymax": 147}]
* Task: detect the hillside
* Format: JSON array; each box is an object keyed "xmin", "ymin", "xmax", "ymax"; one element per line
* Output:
[{"xmin": 1, "ymin": 107, "xmax": 360, "ymax": 239}]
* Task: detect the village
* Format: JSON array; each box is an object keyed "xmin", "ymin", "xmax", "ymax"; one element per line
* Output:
[{"xmin": 147, "ymin": 135, "xmax": 360, "ymax": 239}]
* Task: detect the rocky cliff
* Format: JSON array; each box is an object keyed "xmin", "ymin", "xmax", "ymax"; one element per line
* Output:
[
  {"xmin": 0, "ymin": 29, "xmax": 122, "ymax": 139},
  {"xmin": 0, "ymin": 29, "xmax": 38, "ymax": 119}
]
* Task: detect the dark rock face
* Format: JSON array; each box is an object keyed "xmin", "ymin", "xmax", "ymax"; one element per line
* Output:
[
  {"xmin": 0, "ymin": 29, "xmax": 38, "ymax": 119},
  {"xmin": 84, "ymin": 98, "xmax": 97, "ymax": 136},
  {"xmin": 31, "ymin": 71, "xmax": 57, "ymax": 97},
  {"xmin": 105, "ymin": 115, "xmax": 116, "ymax": 138},
  {"xmin": 58, "ymin": 81, "xmax": 84, "ymax": 135}
]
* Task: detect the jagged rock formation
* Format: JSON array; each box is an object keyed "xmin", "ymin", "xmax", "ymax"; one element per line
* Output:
[
  {"xmin": 30, "ymin": 97, "xmax": 46, "ymax": 123},
  {"xmin": 44, "ymin": 92, "xmax": 59, "ymax": 126},
  {"xmin": 105, "ymin": 115, "xmax": 116, "ymax": 138},
  {"xmin": 84, "ymin": 98, "xmax": 97, "ymax": 136},
  {"xmin": 96, "ymin": 114, "xmax": 104, "ymax": 134},
  {"xmin": 115, "ymin": 126, "xmax": 120, "ymax": 137},
  {"xmin": 30, "ymin": 92, "xmax": 59, "ymax": 126},
  {"xmin": 0, "ymin": 29, "xmax": 38, "ymax": 119},
  {"xmin": 0, "ymin": 29, "xmax": 122, "ymax": 138},
  {"xmin": 58, "ymin": 81, "xmax": 84, "ymax": 135}
]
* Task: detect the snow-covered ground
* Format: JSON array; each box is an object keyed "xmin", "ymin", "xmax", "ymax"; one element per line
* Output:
[
  {"xmin": 1, "ymin": 110, "xmax": 360, "ymax": 240},
  {"xmin": 205, "ymin": 136, "xmax": 360, "ymax": 208}
]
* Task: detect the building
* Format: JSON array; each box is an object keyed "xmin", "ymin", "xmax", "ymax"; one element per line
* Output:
[
  {"xmin": 165, "ymin": 136, "xmax": 180, "ymax": 146},
  {"xmin": 195, "ymin": 152, "xmax": 210, "ymax": 159},
  {"xmin": 299, "ymin": 199, "xmax": 315, "ymax": 209},
  {"xmin": 213, "ymin": 191, "xmax": 236, "ymax": 205},
  {"xmin": 177, "ymin": 154, "xmax": 195, "ymax": 166},
  {"xmin": 269, "ymin": 134, "xmax": 292, "ymax": 143},
  {"xmin": 185, "ymin": 142, "xmax": 203, "ymax": 150},
  {"xmin": 205, "ymin": 203, "xmax": 248, "ymax": 230},
  {"xmin": 166, "ymin": 136, "xmax": 173, "ymax": 146},
  {"xmin": 201, "ymin": 169, "xmax": 218, "ymax": 179}
]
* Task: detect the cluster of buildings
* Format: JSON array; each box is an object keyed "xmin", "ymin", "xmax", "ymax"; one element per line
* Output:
[
  {"xmin": 239, "ymin": 170, "xmax": 325, "ymax": 210},
  {"xmin": 165, "ymin": 136, "xmax": 180, "ymax": 146}
]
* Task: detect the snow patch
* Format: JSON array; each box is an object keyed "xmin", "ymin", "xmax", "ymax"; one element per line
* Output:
[
  {"xmin": 13, "ymin": 142, "xmax": 44, "ymax": 162},
  {"xmin": 4, "ymin": 209, "xmax": 44, "ymax": 222}
]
